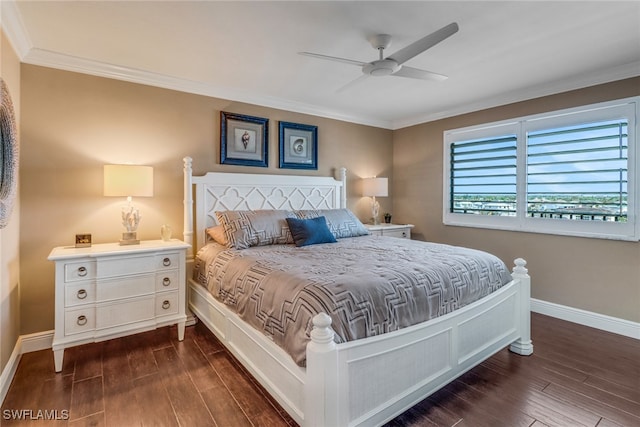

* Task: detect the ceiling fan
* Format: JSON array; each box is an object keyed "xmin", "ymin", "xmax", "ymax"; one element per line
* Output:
[{"xmin": 299, "ymin": 22, "xmax": 459, "ymax": 91}]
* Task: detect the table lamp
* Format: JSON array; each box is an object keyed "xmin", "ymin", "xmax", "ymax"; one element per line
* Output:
[
  {"xmin": 104, "ymin": 164, "xmax": 154, "ymax": 245},
  {"xmin": 362, "ymin": 177, "xmax": 388, "ymax": 225}
]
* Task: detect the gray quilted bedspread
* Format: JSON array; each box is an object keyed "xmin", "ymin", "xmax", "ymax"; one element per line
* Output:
[{"xmin": 193, "ymin": 235, "xmax": 512, "ymax": 366}]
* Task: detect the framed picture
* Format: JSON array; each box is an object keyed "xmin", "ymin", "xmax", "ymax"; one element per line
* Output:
[
  {"xmin": 279, "ymin": 121, "xmax": 318, "ymax": 170},
  {"xmin": 75, "ymin": 233, "xmax": 92, "ymax": 248},
  {"xmin": 220, "ymin": 111, "xmax": 269, "ymax": 167}
]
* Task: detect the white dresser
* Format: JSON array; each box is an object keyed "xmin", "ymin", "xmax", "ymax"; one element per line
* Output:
[
  {"xmin": 365, "ymin": 223, "xmax": 414, "ymax": 239},
  {"xmin": 48, "ymin": 239, "xmax": 190, "ymax": 372}
]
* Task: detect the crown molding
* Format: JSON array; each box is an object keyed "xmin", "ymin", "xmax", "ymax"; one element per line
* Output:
[
  {"xmin": 25, "ymin": 45, "xmax": 637, "ymax": 132},
  {"xmin": 0, "ymin": 0, "xmax": 33, "ymax": 58},
  {"xmin": 393, "ymin": 61, "xmax": 640, "ymax": 129},
  {"xmin": 21, "ymin": 47, "xmax": 393, "ymax": 130}
]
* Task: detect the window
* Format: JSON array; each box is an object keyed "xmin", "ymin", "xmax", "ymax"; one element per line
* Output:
[
  {"xmin": 527, "ymin": 119, "xmax": 628, "ymax": 222},
  {"xmin": 450, "ymin": 134, "xmax": 517, "ymax": 217},
  {"xmin": 444, "ymin": 98, "xmax": 638, "ymax": 241}
]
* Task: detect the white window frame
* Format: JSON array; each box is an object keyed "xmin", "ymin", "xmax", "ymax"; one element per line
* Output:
[{"xmin": 443, "ymin": 97, "xmax": 639, "ymax": 241}]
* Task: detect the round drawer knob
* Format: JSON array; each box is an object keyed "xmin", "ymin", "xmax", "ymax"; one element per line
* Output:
[
  {"xmin": 77, "ymin": 315, "xmax": 88, "ymax": 326},
  {"xmin": 77, "ymin": 289, "xmax": 87, "ymax": 299},
  {"xmin": 163, "ymin": 257, "xmax": 171, "ymax": 267},
  {"xmin": 77, "ymin": 266, "xmax": 87, "ymax": 277},
  {"xmin": 162, "ymin": 277, "xmax": 171, "ymax": 287},
  {"xmin": 162, "ymin": 300, "xmax": 171, "ymax": 310}
]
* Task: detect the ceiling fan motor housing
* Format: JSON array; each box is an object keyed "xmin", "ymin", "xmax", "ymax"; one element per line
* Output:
[{"xmin": 363, "ymin": 59, "xmax": 400, "ymax": 76}]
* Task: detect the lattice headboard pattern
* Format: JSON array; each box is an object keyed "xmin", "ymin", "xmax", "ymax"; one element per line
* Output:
[{"xmin": 183, "ymin": 157, "xmax": 346, "ymax": 254}]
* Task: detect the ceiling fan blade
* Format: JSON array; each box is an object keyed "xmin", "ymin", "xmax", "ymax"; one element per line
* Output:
[
  {"xmin": 387, "ymin": 22, "xmax": 459, "ymax": 65},
  {"xmin": 336, "ymin": 74, "xmax": 369, "ymax": 93},
  {"xmin": 393, "ymin": 66, "xmax": 448, "ymax": 81},
  {"xmin": 298, "ymin": 52, "xmax": 366, "ymax": 67}
]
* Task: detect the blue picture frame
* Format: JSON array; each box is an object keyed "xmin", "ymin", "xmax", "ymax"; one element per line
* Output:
[
  {"xmin": 220, "ymin": 111, "xmax": 269, "ymax": 167},
  {"xmin": 279, "ymin": 121, "xmax": 318, "ymax": 170}
]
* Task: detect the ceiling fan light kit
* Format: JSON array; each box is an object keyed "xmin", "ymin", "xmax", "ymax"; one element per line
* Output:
[{"xmin": 299, "ymin": 22, "xmax": 459, "ymax": 90}]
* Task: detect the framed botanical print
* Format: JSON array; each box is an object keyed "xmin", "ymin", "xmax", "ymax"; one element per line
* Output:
[
  {"xmin": 220, "ymin": 111, "xmax": 269, "ymax": 167},
  {"xmin": 279, "ymin": 121, "xmax": 318, "ymax": 170}
]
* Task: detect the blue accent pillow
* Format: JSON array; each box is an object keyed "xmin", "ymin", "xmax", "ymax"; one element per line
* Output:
[{"xmin": 286, "ymin": 216, "xmax": 337, "ymax": 247}]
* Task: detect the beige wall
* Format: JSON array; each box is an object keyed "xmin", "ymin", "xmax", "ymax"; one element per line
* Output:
[
  {"xmin": 15, "ymin": 64, "xmax": 640, "ymax": 334},
  {"xmin": 19, "ymin": 65, "xmax": 393, "ymax": 334},
  {"xmin": 0, "ymin": 30, "xmax": 21, "ymax": 372},
  {"xmin": 393, "ymin": 77, "xmax": 640, "ymax": 323}
]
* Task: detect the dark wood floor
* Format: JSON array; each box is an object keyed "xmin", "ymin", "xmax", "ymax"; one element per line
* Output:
[{"xmin": 2, "ymin": 313, "xmax": 639, "ymax": 426}]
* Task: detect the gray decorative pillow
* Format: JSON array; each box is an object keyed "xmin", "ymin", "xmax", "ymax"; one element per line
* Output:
[
  {"xmin": 294, "ymin": 209, "xmax": 369, "ymax": 239},
  {"xmin": 216, "ymin": 210, "xmax": 295, "ymax": 249}
]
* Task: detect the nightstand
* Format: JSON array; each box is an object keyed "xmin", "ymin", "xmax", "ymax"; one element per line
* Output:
[
  {"xmin": 48, "ymin": 239, "xmax": 190, "ymax": 372},
  {"xmin": 365, "ymin": 223, "xmax": 414, "ymax": 239}
]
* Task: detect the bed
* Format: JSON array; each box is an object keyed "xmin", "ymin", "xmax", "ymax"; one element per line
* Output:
[{"xmin": 182, "ymin": 157, "xmax": 533, "ymax": 427}]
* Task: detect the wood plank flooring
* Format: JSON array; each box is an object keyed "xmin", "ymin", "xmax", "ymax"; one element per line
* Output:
[{"xmin": 2, "ymin": 313, "xmax": 638, "ymax": 426}]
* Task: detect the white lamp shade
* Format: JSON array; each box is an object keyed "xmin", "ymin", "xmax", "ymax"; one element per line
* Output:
[
  {"xmin": 103, "ymin": 165, "xmax": 154, "ymax": 197},
  {"xmin": 362, "ymin": 177, "xmax": 388, "ymax": 197}
]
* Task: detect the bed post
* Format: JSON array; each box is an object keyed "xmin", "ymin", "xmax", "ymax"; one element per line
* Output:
[
  {"xmin": 183, "ymin": 156, "xmax": 194, "ymax": 260},
  {"xmin": 305, "ymin": 313, "xmax": 339, "ymax": 427},
  {"xmin": 509, "ymin": 258, "xmax": 534, "ymax": 355},
  {"xmin": 339, "ymin": 167, "xmax": 347, "ymax": 209}
]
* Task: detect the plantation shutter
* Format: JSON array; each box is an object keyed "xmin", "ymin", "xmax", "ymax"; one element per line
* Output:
[
  {"xmin": 449, "ymin": 134, "xmax": 517, "ymax": 216},
  {"xmin": 526, "ymin": 119, "xmax": 628, "ymax": 222}
]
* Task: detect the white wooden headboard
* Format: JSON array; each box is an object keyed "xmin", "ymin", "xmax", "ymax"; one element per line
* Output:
[{"xmin": 182, "ymin": 156, "xmax": 346, "ymax": 256}]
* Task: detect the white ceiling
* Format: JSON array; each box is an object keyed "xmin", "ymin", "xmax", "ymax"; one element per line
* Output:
[{"xmin": 2, "ymin": 1, "xmax": 639, "ymax": 129}]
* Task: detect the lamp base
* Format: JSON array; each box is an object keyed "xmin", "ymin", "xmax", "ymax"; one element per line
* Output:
[
  {"xmin": 371, "ymin": 197, "xmax": 381, "ymax": 225},
  {"xmin": 119, "ymin": 231, "xmax": 140, "ymax": 245}
]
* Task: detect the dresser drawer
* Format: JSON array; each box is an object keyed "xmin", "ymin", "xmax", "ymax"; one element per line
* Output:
[
  {"xmin": 156, "ymin": 291, "xmax": 179, "ymax": 317},
  {"xmin": 97, "ymin": 254, "xmax": 156, "ymax": 278},
  {"xmin": 64, "ymin": 261, "xmax": 96, "ymax": 283},
  {"xmin": 155, "ymin": 270, "xmax": 179, "ymax": 291},
  {"xmin": 65, "ymin": 307, "xmax": 95, "ymax": 335},
  {"xmin": 96, "ymin": 296, "xmax": 155, "ymax": 330},
  {"xmin": 156, "ymin": 252, "xmax": 181, "ymax": 270},
  {"xmin": 384, "ymin": 229, "xmax": 410, "ymax": 239},
  {"xmin": 65, "ymin": 282, "xmax": 96, "ymax": 307},
  {"xmin": 96, "ymin": 274, "xmax": 155, "ymax": 302},
  {"xmin": 365, "ymin": 224, "xmax": 413, "ymax": 239}
]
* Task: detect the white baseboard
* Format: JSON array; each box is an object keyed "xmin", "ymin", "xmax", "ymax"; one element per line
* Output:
[
  {"xmin": 20, "ymin": 330, "xmax": 54, "ymax": 353},
  {"xmin": 0, "ymin": 337, "xmax": 22, "ymax": 405},
  {"xmin": 531, "ymin": 298, "xmax": 640, "ymax": 340},
  {"xmin": 0, "ymin": 330, "xmax": 53, "ymax": 405},
  {"xmin": 186, "ymin": 313, "xmax": 198, "ymax": 327}
]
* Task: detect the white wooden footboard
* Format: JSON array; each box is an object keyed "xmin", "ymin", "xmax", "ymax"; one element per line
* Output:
[{"xmin": 305, "ymin": 258, "xmax": 532, "ymax": 427}]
